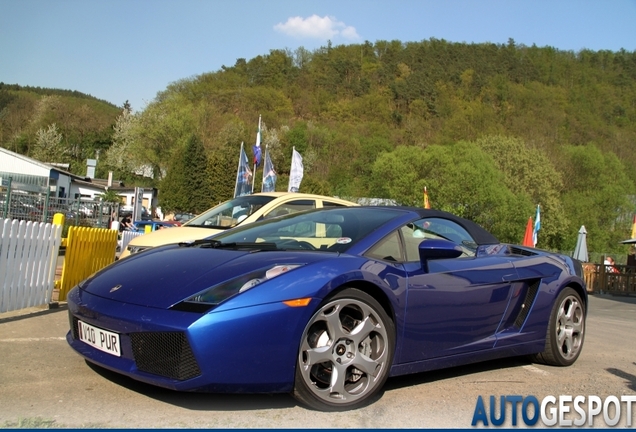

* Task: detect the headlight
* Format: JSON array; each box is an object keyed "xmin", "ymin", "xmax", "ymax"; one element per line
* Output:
[{"xmin": 185, "ymin": 264, "xmax": 303, "ymax": 305}]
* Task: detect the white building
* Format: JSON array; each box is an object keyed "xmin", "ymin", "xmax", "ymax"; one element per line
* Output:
[{"xmin": 0, "ymin": 147, "xmax": 157, "ymax": 211}]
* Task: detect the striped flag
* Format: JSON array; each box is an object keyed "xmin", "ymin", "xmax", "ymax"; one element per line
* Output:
[
  {"xmin": 252, "ymin": 115, "xmax": 262, "ymax": 167},
  {"xmin": 234, "ymin": 142, "xmax": 253, "ymax": 198},
  {"xmin": 532, "ymin": 204, "xmax": 541, "ymax": 247},
  {"xmin": 261, "ymin": 146, "xmax": 277, "ymax": 193}
]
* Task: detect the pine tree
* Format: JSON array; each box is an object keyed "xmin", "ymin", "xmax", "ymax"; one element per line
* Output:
[{"xmin": 159, "ymin": 134, "xmax": 213, "ymax": 214}]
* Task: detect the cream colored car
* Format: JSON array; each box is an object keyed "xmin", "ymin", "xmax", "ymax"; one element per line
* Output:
[{"xmin": 119, "ymin": 192, "xmax": 358, "ymax": 259}]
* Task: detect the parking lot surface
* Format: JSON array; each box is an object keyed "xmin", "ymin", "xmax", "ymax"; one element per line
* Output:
[{"xmin": 1, "ymin": 294, "xmax": 635, "ymax": 428}]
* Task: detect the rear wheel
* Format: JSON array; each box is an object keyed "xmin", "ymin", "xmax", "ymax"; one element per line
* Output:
[
  {"xmin": 293, "ymin": 288, "xmax": 395, "ymax": 411},
  {"xmin": 533, "ymin": 287, "xmax": 585, "ymax": 366}
]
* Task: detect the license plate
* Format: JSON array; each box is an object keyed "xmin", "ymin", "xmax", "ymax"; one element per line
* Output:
[{"xmin": 77, "ymin": 320, "xmax": 121, "ymax": 357}]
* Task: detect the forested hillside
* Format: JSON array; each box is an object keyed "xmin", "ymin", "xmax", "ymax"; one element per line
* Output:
[{"xmin": 1, "ymin": 39, "xmax": 636, "ymax": 254}]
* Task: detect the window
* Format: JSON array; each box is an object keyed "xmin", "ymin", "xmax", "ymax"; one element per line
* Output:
[
  {"xmin": 264, "ymin": 199, "xmax": 316, "ymax": 219},
  {"xmin": 322, "ymin": 200, "xmax": 348, "ymax": 208},
  {"xmin": 401, "ymin": 217, "xmax": 477, "ymax": 261},
  {"xmin": 366, "ymin": 231, "xmax": 403, "ymax": 262}
]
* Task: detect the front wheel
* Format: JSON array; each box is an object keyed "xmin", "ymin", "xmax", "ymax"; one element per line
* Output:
[
  {"xmin": 533, "ymin": 287, "xmax": 585, "ymax": 366},
  {"xmin": 293, "ymin": 288, "xmax": 395, "ymax": 411}
]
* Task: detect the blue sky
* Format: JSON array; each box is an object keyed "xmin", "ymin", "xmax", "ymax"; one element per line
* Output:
[{"xmin": 1, "ymin": 0, "xmax": 634, "ymax": 112}]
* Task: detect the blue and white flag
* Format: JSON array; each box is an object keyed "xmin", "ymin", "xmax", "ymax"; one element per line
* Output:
[
  {"xmin": 234, "ymin": 142, "xmax": 253, "ymax": 198},
  {"xmin": 261, "ymin": 146, "xmax": 277, "ymax": 193},
  {"xmin": 288, "ymin": 147, "xmax": 303, "ymax": 193},
  {"xmin": 252, "ymin": 115, "xmax": 262, "ymax": 167},
  {"xmin": 532, "ymin": 204, "xmax": 541, "ymax": 247}
]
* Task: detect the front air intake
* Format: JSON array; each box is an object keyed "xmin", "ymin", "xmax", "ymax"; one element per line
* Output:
[{"xmin": 130, "ymin": 332, "xmax": 201, "ymax": 381}]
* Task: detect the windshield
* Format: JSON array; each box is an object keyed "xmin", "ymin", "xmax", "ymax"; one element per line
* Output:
[
  {"xmin": 203, "ymin": 207, "xmax": 400, "ymax": 252},
  {"xmin": 184, "ymin": 195, "xmax": 276, "ymax": 229}
]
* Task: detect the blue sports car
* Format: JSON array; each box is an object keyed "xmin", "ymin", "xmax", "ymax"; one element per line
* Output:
[{"xmin": 66, "ymin": 206, "xmax": 586, "ymax": 411}]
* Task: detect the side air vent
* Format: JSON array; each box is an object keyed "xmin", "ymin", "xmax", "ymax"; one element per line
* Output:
[
  {"xmin": 508, "ymin": 246, "xmax": 537, "ymax": 257},
  {"xmin": 514, "ymin": 279, "xmax": 541, "ymax": 328}
]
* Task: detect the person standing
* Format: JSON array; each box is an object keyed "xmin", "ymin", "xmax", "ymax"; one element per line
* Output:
[{"xmin": 604, "ymin": 256, "xmax": 619, "ymax": 274}]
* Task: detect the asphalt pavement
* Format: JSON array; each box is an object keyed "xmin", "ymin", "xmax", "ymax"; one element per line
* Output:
[{"xmin": 1, "ymin": 293, "xmax": 635, "ymax": 428}]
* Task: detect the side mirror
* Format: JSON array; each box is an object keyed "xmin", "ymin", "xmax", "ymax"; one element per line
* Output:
[{"xmin": 418, "ymin": 239, "xmax": 464, "ymax": 270}]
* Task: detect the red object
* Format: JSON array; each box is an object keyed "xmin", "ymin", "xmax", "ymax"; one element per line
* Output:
[{"xmin": 522, "ymin": 217, "xmax": 534, "ymax": 247}]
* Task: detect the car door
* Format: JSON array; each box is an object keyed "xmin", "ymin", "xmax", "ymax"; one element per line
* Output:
[{"xmin": 396, "ymin": 218, "xmax": 518, "ymax": 363}]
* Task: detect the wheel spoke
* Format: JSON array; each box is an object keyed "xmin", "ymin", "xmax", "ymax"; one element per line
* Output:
[
  {"xmin": 349, "ymin": 314, "xmax": 379, "ymax": 345},
  {"xmin": 556, "ymin": 326, "xmax": 568, "ymax": 345},
  {"xmin": 328, "ymin": 362, "xmax": 348, "ymax": 397},
  {"xmin": 562, "ymin": 329, "xmax": 573, "ymax": 352},
  {"xmin": 304, "ymin": 344, "xmax": 334, "ymax": 366},
  {"xmin": 323, "ymin": 304, "xmax": 347, "ymax": 341},
  {"xmin": 352, "ymin": 352, "xmax": 384, "ymax": 377},
  {"xmin": 563, "ymin": 300, "xmax": 578, "ymax": 322}
]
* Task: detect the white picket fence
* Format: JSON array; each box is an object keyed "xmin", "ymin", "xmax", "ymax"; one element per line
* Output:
[
  {"xmin": 0, "ymin": 218, "xmax": 62, "ymax": 313},
  {"xmin": 120, "ymin": 230, "xmax": 144, "ymax": 252}
]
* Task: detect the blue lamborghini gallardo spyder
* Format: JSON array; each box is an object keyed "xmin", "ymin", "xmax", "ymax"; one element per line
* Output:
[{"xmin": 67, "ymin": 206, "xmax": 586, "ymax": 411}]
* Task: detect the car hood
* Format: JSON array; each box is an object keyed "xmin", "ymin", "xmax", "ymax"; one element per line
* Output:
[
  {"xmin": 81, "ymin": 244, "xmax": 327, "ymax": 309},
  {"xmin": 128, "ymin": 226, "xmax": 224, "ymax": 248}
]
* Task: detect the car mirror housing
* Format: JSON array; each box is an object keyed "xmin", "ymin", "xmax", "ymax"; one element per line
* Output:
[{"xmin": 418, "ymin": 239, "xmax": 464, "ymax": 269}]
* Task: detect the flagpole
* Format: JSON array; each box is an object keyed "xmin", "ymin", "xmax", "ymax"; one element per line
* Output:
[
  {"xmin": 251, "ymin": 161, "xmax": 256, "ymax": 193},
  {"xmin": 261, "ymin": 145, "xmax": 267, "ymax": 193},
  {"xmin": 233, "ymin": 142, "xmax": 244, "ymax": 198},
  {"xmin": 251, "ymin": 115, "xmax": 262, "ymax": 194}
]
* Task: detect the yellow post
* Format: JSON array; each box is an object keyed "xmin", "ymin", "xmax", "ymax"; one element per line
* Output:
[
  {"xmin": 52, "ymin": 213, "xmax": 66, "ymax": 292},
  {"xmin": 52, "ymin": 212, "xmax": 66, "ymax": 226},
  {"xmin": 145, "ymin": 224, "xmax": 152, "ymax": 233}
]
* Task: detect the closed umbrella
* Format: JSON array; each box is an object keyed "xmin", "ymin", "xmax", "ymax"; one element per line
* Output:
[
  {"xmin": 522, "ymin": 217, "xmax": 533, "ymax": 247},
  {"xmin": 572, "ymin": 225, "xmax": 588, "ymax": 262}
]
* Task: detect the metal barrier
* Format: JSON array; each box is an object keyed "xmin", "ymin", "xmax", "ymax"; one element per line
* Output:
[{"xmin": 56, "ymin": 221, "xmax": 118, "ymax": 301}]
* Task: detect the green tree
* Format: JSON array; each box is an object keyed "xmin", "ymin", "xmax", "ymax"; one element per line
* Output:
[
  {"xmin": 98, "ymin": 188, "xmax": 122, "ymax": 204},
  {"xmin": 475, "ymin": 135, "xmax": 568, "ymax": 249},
  {"xmin": 560, "ymin": 144, "xmax": 635, "ymax": 253},
  {"xmin": 31, "ymin": 123, "xmax": 66, "ymax": 162},
  {"xmin": 370, "ymin": 143, "xmax": 529, "ymax": 242},
  {"xmin": 159, "ymin": 135, "xmax": 213, "ymax": 214}
]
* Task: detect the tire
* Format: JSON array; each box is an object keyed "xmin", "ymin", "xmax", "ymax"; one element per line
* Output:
[
  {"xmin": 532, "ymin": 287, "xmax": 585, "ymax": 366},
  {"xmin": 293, "ymin": 288, "xmax": 395, "ymax": 411}
]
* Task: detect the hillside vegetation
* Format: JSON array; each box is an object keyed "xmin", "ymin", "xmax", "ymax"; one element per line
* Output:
[{"xmin": 1, "ymin": 39, "xmax": 636, "ymax": 254}]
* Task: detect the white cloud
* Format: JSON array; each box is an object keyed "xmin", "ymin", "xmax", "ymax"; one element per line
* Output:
[{"xmin": 274, "ymin": 15, "xmax": 360, "ymax": 41}]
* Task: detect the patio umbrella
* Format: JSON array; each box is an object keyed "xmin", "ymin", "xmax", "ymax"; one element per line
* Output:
[
  {"xmin": 572, "ymin": 225, "xmax": 589, "ymax": 262},
  {"xmin": 522, "ymin": 217, "xmax": 533, "ymax": 247}
]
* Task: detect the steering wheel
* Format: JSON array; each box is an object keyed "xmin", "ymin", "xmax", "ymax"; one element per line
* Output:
[
  {"xmin": 295, "ymin": 241, "xmax": 316, "ymax": 250},
  {"xmin": 279, "ymin": 239, "xmax": 316, "ymax": 250}
]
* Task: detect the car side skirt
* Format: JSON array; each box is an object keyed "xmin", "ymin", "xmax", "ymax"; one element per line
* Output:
[{"xmin": 389, "ymin": 340, "xmax": 544, "ymax": 377}]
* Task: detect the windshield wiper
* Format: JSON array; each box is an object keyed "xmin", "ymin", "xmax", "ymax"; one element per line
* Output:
[
  {"xmin": 179, "ymin": 239, "xmax": 233, "ymax": 248},
  {"xmin": 179, "ymin": 239, "xmax": 279, "ymax": 251}
]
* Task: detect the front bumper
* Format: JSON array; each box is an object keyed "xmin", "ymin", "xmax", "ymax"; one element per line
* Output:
[{"xmin": 66, "ymin": 287, "xmax": 314, "ymax": 393}]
